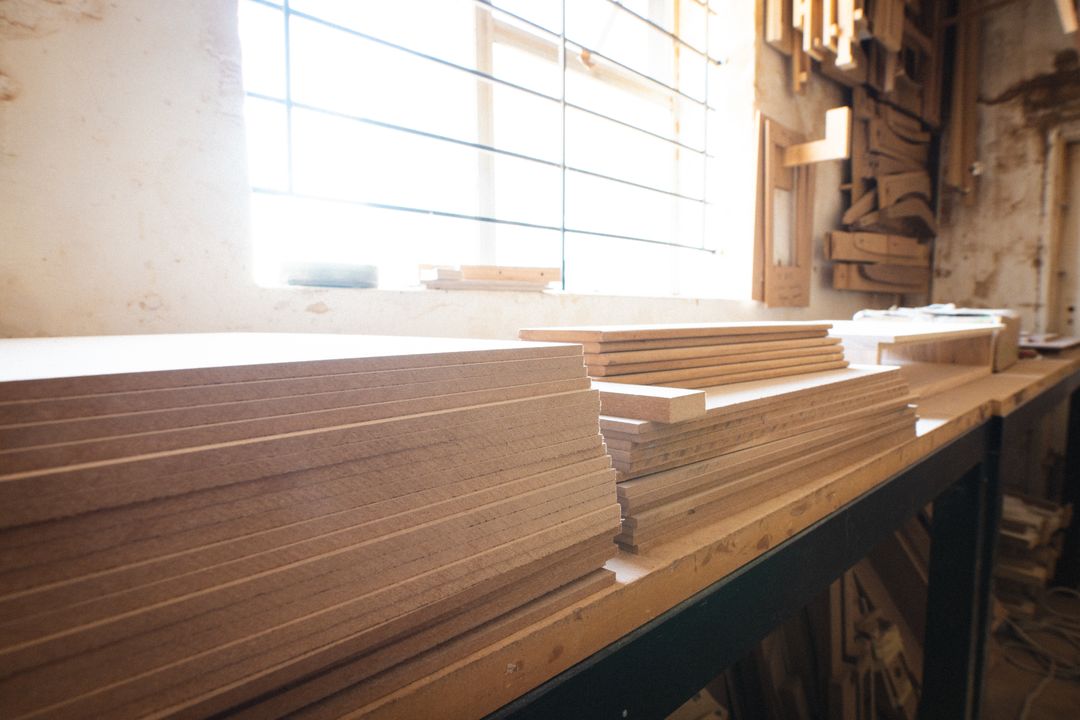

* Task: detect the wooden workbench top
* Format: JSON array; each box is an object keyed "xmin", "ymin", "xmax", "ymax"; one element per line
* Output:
[{"xmin": 353, "ymin": 352, "xmax": 1080, "ymax": 720}]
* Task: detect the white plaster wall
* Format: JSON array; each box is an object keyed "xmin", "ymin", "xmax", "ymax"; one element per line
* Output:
[
  {"xmin": 932, "ymin": 0, "xmax": 1073, "ymax": 332},
  {"xmin": 0, "ymin": 0, "xmax": 887, "ymax": 340}
]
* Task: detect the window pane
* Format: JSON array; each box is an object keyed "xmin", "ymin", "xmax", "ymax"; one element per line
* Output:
[
  {"xmin": 565, "ymin": 172, "xmax": 704, "ymax": 246},
  {"xmin": 238, "ymin": 0, "xmax": 285, "ymax": 98},
  {"xmin": 290, "ymin": 0, "xmax": 475, "ymax": 69},
  {"xmin": 291, "ymin": 108, "xmax": 560, "ymax": 228},
  {"xmin": 491, "ymin": 0, "xmax": 562, "ymax": 34},
  {"xmin": 566, "ymin": 107, "xmax": 704, "ymax": 198},
  {"xmin": 243, "ymin": 97, "xmax": 289, "ymax": 191},
  {"xmin": 290, "ymin": 15, "xmax": 478, "ymax": 145}
]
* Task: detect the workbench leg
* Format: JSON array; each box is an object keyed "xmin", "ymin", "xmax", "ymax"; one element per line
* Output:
[
  {"xmin": 1054, "ymin": 389, "xmax": 1080, "ymax": 587},
  {"xmin": 918, "ymin": 463, "xmax": 993, "ymax": 720}
]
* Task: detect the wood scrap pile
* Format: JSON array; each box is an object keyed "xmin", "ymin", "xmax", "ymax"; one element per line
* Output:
[
  {"xmin": 714, "ymin": 560, "xmax": 921, "ymax": 720},
  {"xmin": 994, "ymin": 493, "xmax": 1074, "ymax": 616},
  {"xmin": 832, "ymin": 89, "xmax": 935, "ymax": 295},
  {"xmin": 519, "ymin": 322, "xmax": 847, "ymax": 389},
  {"xmin": 0, "ymin": 333, "xmax": 619, "ymax": 719},
  {"xmin": 765, "ymin": 1, "xmax": 945, "ymax": 298},
  {"xmin": 809, "ymin": 563, "xmax": 922, "ymax": 720},
  {"xmin": 765, "ymin": 0, "xmax": 944, "ymax": 120}
]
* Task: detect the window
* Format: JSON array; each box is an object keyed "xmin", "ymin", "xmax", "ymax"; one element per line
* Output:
[{"xmin": 239, "ymin": 0, "xmax": 742, "ymax": 296}]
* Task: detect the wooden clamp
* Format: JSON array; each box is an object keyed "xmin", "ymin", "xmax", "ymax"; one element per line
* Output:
[{"xmin": 783, "ymin": 107, "xmax": 852, "ymax": 167}]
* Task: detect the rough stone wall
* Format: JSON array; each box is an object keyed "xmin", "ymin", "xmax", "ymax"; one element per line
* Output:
[{"xmin": 933, "ymin": 0, "xmax": 1076, "ymax": 332}]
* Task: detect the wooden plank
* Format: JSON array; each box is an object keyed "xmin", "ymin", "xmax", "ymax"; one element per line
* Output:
[
  {"xmin": 339, "ymin": 386, "xmax": 996, "ymax": 720},
  {"xmin": 423, "ymin": 279, "xmax": 550, "ymax": 292},
  {"xmin": 0, "ymin": 503, "xmax": 621, "ymax": 719},
  {"xmin": 235, "ymin": 566, "xmax": 614, "ymax": 720},
  {"xmin": 609, "ymin": 399, "xmax": 909, "ymax": 478},
  {"xmin": 852, "ymin": 196, "xmax": 937, "ymax": 237},
  {"xmin": 842, "ymin": 188, "xmax": 877, "ymax": 225},
  {"xmin": 0, "ymin": 432, "xmax": 608, "ymax": 608},
  {"xmin": 604, "ymin": 383, "xmax": 911, "ymax": 455},
  {"xmin": 618, "ymin": 419, "xmax": 916, "ymax": 550},
  {"xmin": 597, "ymin": 353, "xmax": 847, "ymax": 386},
  {"xmin": 589, "ymin": 344, "xmax": 843, "ymax": 377},
  {"xmin": 833, "ymin": 263, "xmax": 902, "ymax": 293},
  {"xmin": 766, "ymin": 0, "xmax": 794, "ymax": 54},
  {"xmin": 764, "ymin": 117, "xmax": 814, "ymax": 307},
  {"xmin": 0, "ymin": 388, "xmax": 601, "ymax": 529},
  {"xmin": 783, "ymin": 107, "xmax": 853, "ymax": 167},
  {"xmin": 871, "ymin": 0, "xmax": 904, "ymax": 52},
  {"xmin": 592, "ymin": 382, "xmax": 706, "ymax": 424},
  {"xmin": 587, "ymin": 338, "xmax": 838, "ymax": 367},
  {"xmin": 519, "ymin": 322, "xmax": 832, "ymax": 343},
  {"xmin": 877, "ymin": 171, "xmax": 931, "ymax": 208},
  {"xmin": 616, "ymin": 404, "xmax": 911, "ymax": 514},
  {"xmin": 826, "ymin": 231, "xmax": 930, "ymax": 266},
  {"xmin": 0, "ymin": 466, "xmax": 616, "ymax": 654},
  {"xmin": 0, "ymin": 377, "xmax": 594, "ymax": 476},
  {"xmin": 1056, "ymin": 0, "xmax": 1079, "ymax": 34},
  {"xmin": 601, "ymin": 365, "xmax": 903, "ymax": 434},
  {"xmin": 0, "ymin": 354, "xmax": 587, "ymax": 425},
  {"xmin": 0, "ymin": 361, "xmax": 589, "ymax": 449},
  {"xmin": 661, "ymin": 360, "xmax": 850, "ymax": 389},
  {"xmin": 869, "ymin": 118, "xmax": 929, "ymax": 164},
  {"xmin": 0, "ymin": 334, "xmax": 581, "ymax": 401},
  {"xmin": 580, "ymin": 330, "xmax": 828, "ymax": 354},
  {"xmin": 459, "ymin": 265, "xmax": 561, "ymax": 283}
]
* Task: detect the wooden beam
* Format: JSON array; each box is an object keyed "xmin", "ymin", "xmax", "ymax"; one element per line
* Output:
[
  {"xmin": 783, "ymin": 107, "xmax": 853, "ymax": 167},
  {"xmin": 1056, "ymin": 0, "xmax": 1079, "ymax": 34},
  {"xmin": 592, "ymin": 382, "xmax": 707, "ymax": 424}
]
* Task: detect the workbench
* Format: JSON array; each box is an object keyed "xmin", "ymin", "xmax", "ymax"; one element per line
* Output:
[{"xmin": 354, "ymin": 352, "xmax": 1080, "ymax": 720}]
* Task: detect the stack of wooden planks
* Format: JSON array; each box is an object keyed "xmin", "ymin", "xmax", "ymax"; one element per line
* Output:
[
  {"xmin": 0, "ymin": 333, "xmax": 619, "ymax": 719},
  {"xmin": 603, "ymin": 365, "xmax": 915, "ymax": 552},
  {"xmin": 519, "ymin": 322, "xmax": 848, "ymax": 390},
  {"xmin": 995, "ymin": 493, "xmax": 1074, "ymax": 615}
]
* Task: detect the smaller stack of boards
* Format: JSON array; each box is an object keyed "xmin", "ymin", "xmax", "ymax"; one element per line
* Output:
[
  {"xmin": 604, "ymin": 365, "xmax": 916, "ymax": 552},
  {"xmin": 0, "ymin": 333, "xmax": 619, "ymax": 719},
  {"xmin": 519, "ymin": 322, "xmax": 848, "ymax": 389}
]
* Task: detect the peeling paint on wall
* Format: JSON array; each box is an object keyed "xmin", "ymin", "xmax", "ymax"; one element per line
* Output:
[
  {"xmin": 0, "ymin": 71, "xmax": 17, "ymax": 101},
  {"xmin": 0, "ymin": 0, "xmax": 105, "ymax": 39},
  {"xmin": 933, "ymin": 0, "xmax": 1075, "ymax": 332},
  {"xmin": 983, "ymin": 50, "xmax": 1080, "ymax": 136}
]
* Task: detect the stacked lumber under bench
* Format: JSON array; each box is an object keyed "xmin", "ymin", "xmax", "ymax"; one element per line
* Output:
[
  {"xmin": 603, "ymin": 366, "xmax": 916, "ymax": 552},
  {"xmin": 0, "ymin": 333, "xmax": 619, "ymax": 719},
  {"xmin": 994, "ymin": 493, "xmax": 1074, "ymax": 615},
  {"xmin": 520, "ymin": 322, "xmax": 848, "ymax": 389}
]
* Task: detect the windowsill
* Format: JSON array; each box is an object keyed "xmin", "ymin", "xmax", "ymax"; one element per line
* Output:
[{"xmin": 263, "ymin": 283, "xmax": 752, "ymax": 304}]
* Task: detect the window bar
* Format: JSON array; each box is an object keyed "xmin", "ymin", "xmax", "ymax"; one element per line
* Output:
[
  {"xmin": 245, "ymin": 93, "xmax": 709, "ymax": 204},
  {"xmin": 251, "ymin": 187, "xmax": 716, "ymax": 253},
  {"xmin": 563, "ymin": 40, "xmax": 713, "ymax": 110},
  {"xmin": 283, "ymin": 0, "xmax": 294, "ymax": 194},
  {"xmin": 280, "ymin": 5, "xmax": 712, "ymax": 157},
  {"xmin": 602, "ymin": 0, "xmax": 721, "ymax": 62},
  {"xmin": 701, "ymin": 1, "xmax": 709, "ymax": 250},
  {"xmin": 560, "ymin": 0, "xmax": 568, "ymax": 290}
]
